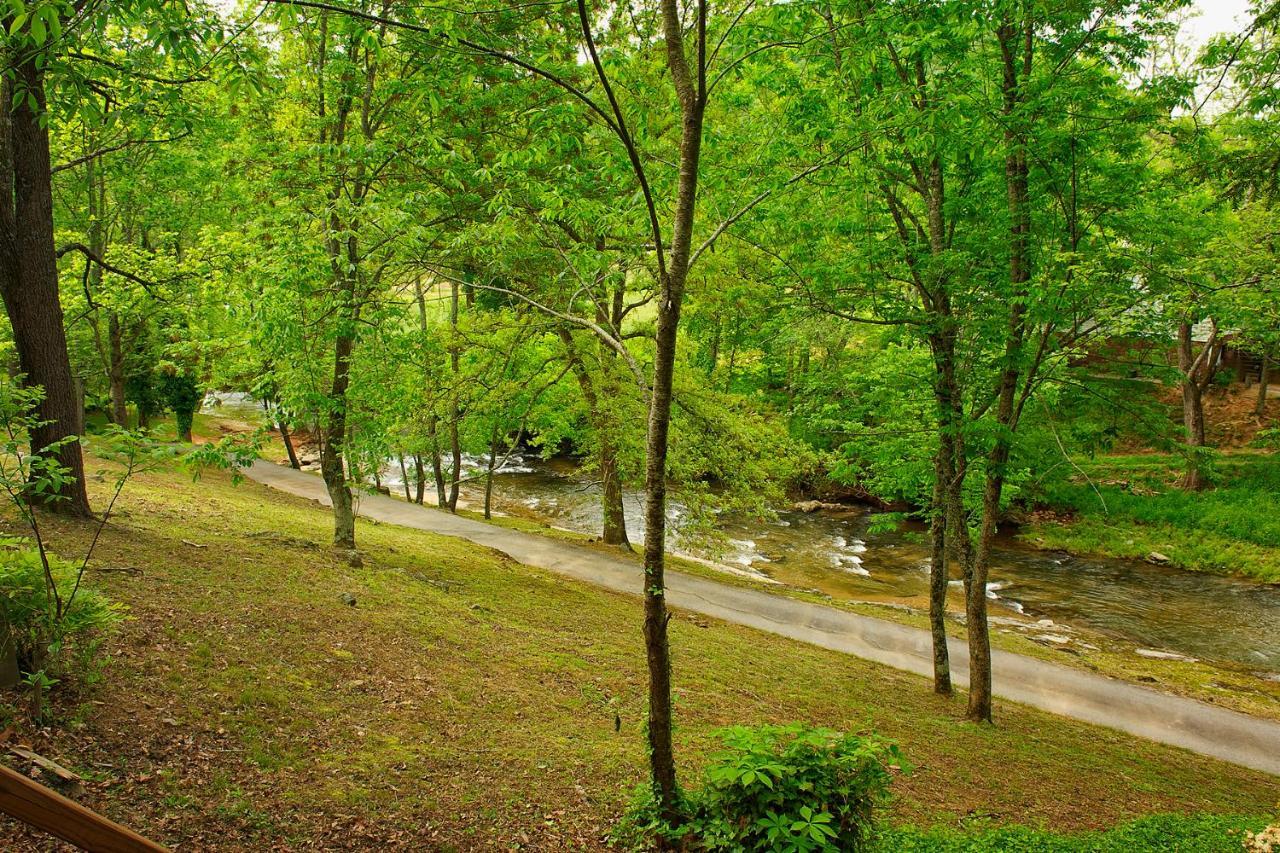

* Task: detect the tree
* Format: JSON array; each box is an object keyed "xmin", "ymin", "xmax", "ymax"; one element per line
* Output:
[{"xmin": 2, "ymin": 0, "xmax": 223, "ymax": 514}]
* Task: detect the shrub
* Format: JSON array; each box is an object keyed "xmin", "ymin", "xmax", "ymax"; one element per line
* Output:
[
  {"xmin": 0, "ymin": 537, "xmax": 123, "ymax": 719},
  {"xmin": 616, "ymin": 724, "xmax": 903, "ymax": 851},
  {"xmin": 0, "ymin": 378, "xmax": 160, "ymax": 720},
  {"xmin": 0, "ymin": 537, "xmax": 122, "ymax": 671}
]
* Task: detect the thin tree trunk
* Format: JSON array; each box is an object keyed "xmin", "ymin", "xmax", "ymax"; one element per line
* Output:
[
  {"xmin": 394, "ymin": 454, "xmax": 408, "ymax": 500},
  {"xmin": 107, "ymin": 314, "xmax": 128, "ymax": 426},
  {"xmin": 640, "ymin": 0, "xmax": 707, "ymax": 817},
  {"xmin": 0, "ymin": 64, "xmax": 91, "ymax": 516},
  {"xmin": 279, "ymin": 418, "xmax": 302, "ymax": 469},
  {"xmin": 924, "ymin": 150, "xmax": 955, "ymax": 697},
  {"xmin": 412, "ymin": 453, "xmax": 426, "ymax": 504},
  {"xmin": 600, "ymin": 440, "xmax": 629, "ymax": 547},
  {"xmin": 86, "ymin": 159, "xmax": 129, "ymax": 429},
  {"xmin": 964, "ymin": 18, "xmax": 1035, "ymax": 725},
  {"xmin": 1181, "ymin": 378, "xmax": 1208, "ymax": 489},
  {"xmin": 484, "ymin": 422, "xmax": 500, "ymax": 519},
  {"xmin": 321, "ymin": 332, "xmax": 356, "ymax": 549},
  {"xmin": 705, "ymin": 318, "xmax": 720, "ymax": 377},
  {"xmin": 1177, "ymin": 321, "xmax": 1212, "ymax": 491},
  {"xmin": 927, "ymin": 431, "xmax": 953, "ymax": 696},
  {"xmin": 1255, "ymin": 354, "xmax": 1270, "ymax": 417},
  {"xmin": 560, "ymin": 327, "xmax": 631, "ymax": 547},
  {"xmin": 447, "ymin": 281, "xmax": 462, "ymax": 512},
  {"xmin": 412, "ymin": 277, "xmax": 442, "ymax": 507},
  {"xmin": 429, "ymin": 427, "xmax": 446, "ymax": 507}
]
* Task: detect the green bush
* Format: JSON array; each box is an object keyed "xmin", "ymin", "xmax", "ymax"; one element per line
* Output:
[
  {"xmin": 0, "ymin": 537, "xmax": 123, "ymax": 686},
  {"xmin": 616, "ymin": 724, "xmax": 903, "ymax": 851}
]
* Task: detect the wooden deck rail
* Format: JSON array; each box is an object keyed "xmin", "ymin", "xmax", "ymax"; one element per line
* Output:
[{"xmin": 0, "ymin": 763, "xmax": 168, "ymax": 852}]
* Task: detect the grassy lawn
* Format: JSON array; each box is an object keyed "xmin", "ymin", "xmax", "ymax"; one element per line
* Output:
[
  {"xmin": 0, "ymin": 458, "xmax": 1276, "ymax": 850},
  {"xmin": 1024, "ymin": 452, "xmax": 1280, "ymax": 584}
]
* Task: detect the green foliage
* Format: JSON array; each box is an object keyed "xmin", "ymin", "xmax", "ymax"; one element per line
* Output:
[
  {"xmin": 0, "ymin": 379, "xmax": 161, "ymax": 719},
  {"xmin": 872, "ymin": 814, "xmax": 1268, "ymax": 852},
  {"xmin": 1040, "ymin": 454, "xmax": 1280, "ymax": 550},
  {"xmin": 159, "ymin": 370, "xmax": 201, "ymax": 440},
  {"xmin": 184, "ymin": 428, "xmax": 268, "ymax": 484},
  {"xmin": 0, "ymin": 536, "xmax": 123, "ymax": 683},
  {"xmin": 617, "ymin": 724, "xmax": 902, "ymax": 851},
  {"xmin": 1027, "ymin": 453, "xmax": 1280, "ymax": 581}
]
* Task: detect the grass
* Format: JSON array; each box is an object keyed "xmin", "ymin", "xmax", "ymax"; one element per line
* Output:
[
  {"xmin": 0, "ymin": 457, "xmax": 1277, "ymax": 850},
  {"xmin": 873, "ymin": 813, "xmax": 1274, "ymax": 852},
  {"xmin": 1025, "ymin": 452, "xmax": 1280, "ymax": 584}
]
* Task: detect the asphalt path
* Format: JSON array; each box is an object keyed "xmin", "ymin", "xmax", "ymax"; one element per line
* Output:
[{"xmin": 244, "ymin": 459, "xmax": 1280, "ymax": 776}]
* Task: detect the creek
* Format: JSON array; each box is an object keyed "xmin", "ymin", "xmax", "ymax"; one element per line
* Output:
[{"xmin": 203, "ymin": 392, "xmax": 1280, "ymax": 674}]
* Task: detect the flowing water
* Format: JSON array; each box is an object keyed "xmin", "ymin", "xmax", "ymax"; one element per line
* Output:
[{"xmin": 203, "ymin": 392, "xmax": 1280, "ymax": 673}]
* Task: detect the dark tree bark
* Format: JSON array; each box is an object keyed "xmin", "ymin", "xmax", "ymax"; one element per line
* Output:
[
  {"xmin": 411, "ymin": 278, "xmax": 444, "ymax": 507},
  {"xmin": 412, "ymin": 453, "xmax": 426, "ymax": 504},
  {"xmin": 107, "ymin": 314, "xmax": 128, "ymax": 426},
  {"xmin": 560, "ymin": 326, "xmax": 631, "ymax": 548},
  {"xmin": 1176, "ymin": 320, "xmax": 1218, "ymax": 492},
  {"xmin": 314, "ymin": 11, "xmax": 361, "ymax": 550},
  {"xmin": 927, "ymin": 439, "xmax": 953, "ymax": 695},
  {"xmin": 0, "ymin": 64, "xmax": 92, "ymax": 516},
  {"xmin": 447, "ymin": 279, "xmax": 462, "ymax": 513},
  {"xmin": 83, "ymin": 155, "xmax": 131, "ymax": 429},
  {"xmin": 483, "ymin": 419, "xmax": 500, "ymax": 519},
  {"xmin": 320, "ymin": 330, "xmax": 356, "ymax": 549},
  {"xmin": 429, "ymin": 422, "xmax": 447, "ymax": 507},
  {"xmin": 632, "ymin": 0, "xmax": 709, "ymax": 820},
  {"xmin": 1257, "ymin": 354, "xmax": 1271, "ymax": 417},
  {"xmin": 398, "ymin": 453, "xmax": 412, "ymax": 501},
  {"xmin": 925, "ymin": 329, "xmax": 964, "ymax": 697},
  {"xmin": 279, "ymin": 418, "xmax": 302, "ymax": 469},
  {"xmin": 962, "ymin": 17, "xmax": 1036, "ymax": 725},
  {"xmin": 923, "ymin": 155, "xmax": 957, "ymax": 698}
]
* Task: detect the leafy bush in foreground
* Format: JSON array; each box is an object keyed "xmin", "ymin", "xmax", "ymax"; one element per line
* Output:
[
  {"xmin": 0, "ymin": 538, "xmax": 123, "ymax": 720},
  {"xmin": 616, "ymin": 723, "xmax": 902, "ymax": 851}
]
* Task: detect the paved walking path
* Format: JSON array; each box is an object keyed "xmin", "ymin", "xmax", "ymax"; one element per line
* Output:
[{"xmin": 245, "ymin": 460, "xmax": 1280, "ymax": 776}]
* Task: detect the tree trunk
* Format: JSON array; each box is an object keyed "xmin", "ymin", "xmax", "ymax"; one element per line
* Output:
[
  {"xmin": 1176, "ymin": 321, "xmax": 1212, "ymax": 491},
  {"xmin": 1181, "ymin": 378, "xmax": 1208, "ymax": 490},
  {"xmin": 559, "ymin": 327, "xmax": 631, "ymax": 548},
  {"xmin": 321, "ymin": 331, "xmax": 356, "ymax": 549},
  {"xmin": 927, "ymin": 434, "xmax": 953, "ymax": 696},
  {"xmin": 412, "ymin": 453, "xmax": 426, "ymax": 504},
  {"xmin": 640, "ymin": 0, "xmax": 706, "ymax": 815},
  {"xmin": 398, "ymin": 454, "xmax": 412, "ymax": 501},
  {"xmin": 484, "ymin": 420, "xmax": 501, "ymax": 519},
  {"xmin": 1256, "ymin": 355, "xmax": 1270, "ymax": 417},
  {"xmin": 430, "ymin": 430, "xmax": 446, "ymax": 507},
  {"xmin": 964, "ymin": 18, "xmax": 1034, "ymax": 725},
  {"xmin": 447, "ymin": 281, "xmax": 462, "ymax": 513},
  {"xmin": 642, "ymin": 291, "xmax": 682, "ymax": 820},
  {"xmin": 107, "ymin": 314, "xmax": 128, "ymax": 426},
  {"xmin": 0, "ymin": 64, "xmax": 91, "ymax": 516},
  {"xmin": 412, "ymin": 277, "xmax": 442, "ymax": 507},
  {"xmin": 0, "ymin": 633, "xmax": 17, "ymax": 689},
  {"xmin": 600, "ymin": 439, "xmax": 629, "ymax": 548},
  {"xmin": 279, "ymin": 419, "xmax": 302, "ymax": 469}
]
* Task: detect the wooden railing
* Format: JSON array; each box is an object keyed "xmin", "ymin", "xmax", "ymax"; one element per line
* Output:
[{"xmin": 0, "ymin": 763, "xmax": 168, "ymax": 852}]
